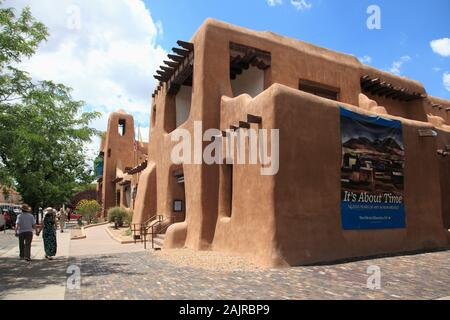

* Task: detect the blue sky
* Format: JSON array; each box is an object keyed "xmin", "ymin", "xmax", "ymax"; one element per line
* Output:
[
  {"xmin": 9, "ymin": 0, "xmax": 450, "ymax": 160},
  {"xmin": 146, "ymin": 0, "xmax": 450, "ymax": 99}
]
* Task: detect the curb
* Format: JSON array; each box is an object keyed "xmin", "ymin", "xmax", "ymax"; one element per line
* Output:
[
  {"xmin": 70, "ymin": 221, "xmax": 109, "ymax": 240},
  {"xmin": 83, "ymin": 221, "xmax": 109, "ymax": 230},
  {"xmin": 105, "ymin": 226, "xmax": 136, "ymax": 244}
]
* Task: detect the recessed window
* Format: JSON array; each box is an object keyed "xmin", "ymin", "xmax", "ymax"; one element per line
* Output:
[
  {"xmin": 175, "ymin": 85, "xmax": 192, "ymax": 127},
  {"xmin": 231, "ymin": 66, "xmax": 265, "ymax": 98},
  {"xmin": 118, "ymin": 119, "xmax": 126, "ymax": 136},
  {"xmin": 229, "ymin": 42, "xmax": 271, "ymax": 98},
  {"xmin": 151, "ymin": 105, "xmax": 156, "ymax": 128},
  {"xmin": 299, "ymin": 79, "xmax": 339, "ymax": 101}
]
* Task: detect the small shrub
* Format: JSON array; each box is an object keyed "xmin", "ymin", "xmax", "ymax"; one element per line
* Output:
[
  {"xmin": 123, "ymin": 228, "xmax": 132, "ymax": 237},
  {"xmin": 76, "ymin": 200, "xmax": 101, "ymax": 225},
  {"xmin": 124, "ymin": 209, "xmax": 133, "ymax": 226},
  {"xmin": 107, "ymin": 207, "xmax": 128, "ymax": 227}
]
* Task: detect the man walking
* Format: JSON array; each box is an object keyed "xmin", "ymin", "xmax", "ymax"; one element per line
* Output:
[
  {"xmin": 57, "ymin": 208, "xmax": 66, "ymax": 233},
  {"xmin": 15, "ymin": 205, "xmax": 36, "ymax": 262}
]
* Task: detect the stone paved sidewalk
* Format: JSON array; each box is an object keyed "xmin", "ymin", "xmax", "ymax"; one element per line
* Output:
[
  {"xmin": 65, "ymin": 249, "xmax": 450, "ymax": 300},
  {"xmin": 69, "ymin": 223, "xmax": 146, "ymax": 256},
  {"xmin": 2, "ymin": 223, "xmax": 450, "ymax": 300},
  {"xmin": 0, "ymin": 228, "xmax": 71, "ymax": 300}
]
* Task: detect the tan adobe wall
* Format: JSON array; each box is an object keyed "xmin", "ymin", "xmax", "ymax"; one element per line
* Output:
[
  {"xmin": 100, "ymin": 110, "xmax": 136, "ymax": 217},
  {"xmin": 132, "ymin": 19, "xmax": 450, "ymax": 266}
]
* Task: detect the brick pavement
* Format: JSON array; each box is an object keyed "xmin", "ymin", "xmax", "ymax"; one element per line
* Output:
[
  {"xmin": 64, "ymin": 249, "xmax": 450, "ymax": 300},
  {"xmin": 0, "ymin": 228, "xmax": 71, "ymax": 300},
  {"xmin": 2, "ymin": 223, "xmax": 449, "ymax": 300}
]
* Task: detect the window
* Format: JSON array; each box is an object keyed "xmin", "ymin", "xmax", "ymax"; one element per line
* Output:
[
  {"xmin": 299, "ymin": 79, "xmax": 339, "ymax": 101},
  {"xmin": 118, "ymin": 119, "xmax": 126, "ymax": 136},
  {"xmin": 231, "ymin": 66, "xmax": 265, "ymax": 98},
  {"xmin": 151, "ymin": 105, "xmax": 156, "ymax": 128},
  {"xmin": 220, "ymin": 164, "xmax": 233, "ymax": 218},
  {"xmin": 229, "ymin": 42, "xmax": 271, "ymax": 98},
  {"xmin": 175, "ymin": 85, "xmax": 192, "ymax": 127}
]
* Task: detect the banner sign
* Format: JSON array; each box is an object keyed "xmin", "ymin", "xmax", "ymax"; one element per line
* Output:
[{"xmin": 340, "ymin": 107, "xmax": 406, "ymax": 230}]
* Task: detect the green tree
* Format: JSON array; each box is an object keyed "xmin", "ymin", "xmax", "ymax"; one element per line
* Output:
[{"xmin": 0, "ymin": 3, "xmax": 100, "ymax": 210}]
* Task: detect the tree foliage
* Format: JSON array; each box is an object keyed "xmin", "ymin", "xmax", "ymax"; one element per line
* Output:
[{"xmin": 0, "ymin": 3, "xmax": 100, "ymax": 210}]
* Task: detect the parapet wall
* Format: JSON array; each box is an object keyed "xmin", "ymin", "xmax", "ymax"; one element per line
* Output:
[{"xmin": 214, "ymin": 84, "xmax": 448, "ymax": 267}]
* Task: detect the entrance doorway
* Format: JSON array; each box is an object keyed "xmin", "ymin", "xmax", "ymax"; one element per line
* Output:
[{"xmin": 171, "ymin": 168, "xmax": 186, "ymax": 222}]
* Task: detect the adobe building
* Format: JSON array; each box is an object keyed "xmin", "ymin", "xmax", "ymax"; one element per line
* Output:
[
  {"xmin": 132, "ymin": 19, "xmax": 450, "ymax": 267},
  {"xmin": 0, "ymin": 184, "xmax": 24, "ymax": 210},
  {"xmin": 96, "ymin": 110, "xmax": 148, "ymax": 217}
]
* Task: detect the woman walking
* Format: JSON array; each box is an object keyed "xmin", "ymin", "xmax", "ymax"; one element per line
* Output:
[{"xmin": 41, "ymin": 207, "xmax": 57, "ymax": 260}]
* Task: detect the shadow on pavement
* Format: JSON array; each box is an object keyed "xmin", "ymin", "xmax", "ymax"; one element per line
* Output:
[
  {"xmin": 0, "ymin": 256, "xmax": 68, "ymax": 299},
  {"xmin": 69, "ymin": 255, "xmax": 146, "ymax": 278}
]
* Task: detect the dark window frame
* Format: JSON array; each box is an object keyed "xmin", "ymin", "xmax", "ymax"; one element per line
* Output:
[
  {"xmin": 118, "ymin": 119, "xmax": 126, "ymax": 136},
  {"xmin": 299, "ymin": 79, "xmax": 340, "ymax": 101}
]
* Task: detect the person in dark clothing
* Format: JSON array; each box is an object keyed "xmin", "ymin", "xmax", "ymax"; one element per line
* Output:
[{"xmin": 41, "ymin": 207, "xmax": 57, "ymax": 260}]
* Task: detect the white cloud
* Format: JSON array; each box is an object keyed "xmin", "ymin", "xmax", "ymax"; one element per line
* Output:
[
  {"xmin": 444, "ymin": 72, "xmax": 450, "ymax": 92},
  {"xmin": 266, "ymin": 0, "xmax": 283, "ymax": 6},
  {"xmin": 430, "ymin": 38, "xmax": 450, "ymax": 57},
  {"xmin": 136, "ymin": 126, "xmax": 150, "ymax": 143},
  {"xmin": 290, "ymin": 0, "xmax": 312, "ymax": 10},
  {"xmin": 7, "ymin": 0, "xmax": 165, "ymax": 156},
  {"xmin": 433, "ymin": 67, "xmax": 442, "ymax": 72},
  {"xmin": 358, "ymin": 55, "xmax": 372, "ymax": 64},
  {"xmin": 389, "ymin": 55, "xmax": 411, "ymax": 75},
  {"xmin": 155, "ymin": 20, "xmax": 164, "ymax": 37}
]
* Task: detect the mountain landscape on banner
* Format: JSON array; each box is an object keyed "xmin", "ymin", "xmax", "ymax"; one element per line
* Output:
[{"xmin": 343, "ymin": 137, "xmax": 404, "ymax": 156}]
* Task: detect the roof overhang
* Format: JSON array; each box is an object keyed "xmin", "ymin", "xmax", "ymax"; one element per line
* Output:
[{"xmin": 361, "ymin": 75, "xmax": 426, "ymax": 102}]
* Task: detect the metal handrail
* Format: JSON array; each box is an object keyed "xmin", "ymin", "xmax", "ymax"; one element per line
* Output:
[
  {"xmin": 131, "ymin": 214, "xmax": 179, "ymax": 249},
  {"xmin": 131, "ymin": 214, "xmax": 163, "ymax": 244},
  {"xmin": 150, "ymin": 215, "xmax": 178, "ymax": 249}
]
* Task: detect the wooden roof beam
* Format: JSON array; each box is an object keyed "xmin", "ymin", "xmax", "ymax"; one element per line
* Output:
[
  {"xmin": 177, "ymin": 40, "xmax": 194, "ymax": 51},
  {"xmin": 375, "ymin": 87, "xmax": 394, "ymax": 96},
  {"xmin": 168, "ymin": 54, "xmax": 184, "ymax": 63},
  {"xmin": 156, "ymin": 70, "xmax": 167, "ymax": 77},
  {"xmin": 154, "ymin": 75, "xmax": 168, "ymax": 82},
  {"xmin": 172, "ymin": 47, "xmax": 190, "ymax": 57},
  {"xmin": 161, "ymin": 66, "xmax": 175, "ymax": 73},
  {"xmin": 239, "ymin": 121, "xmax": 250, "ymax": 129},
  {"xmin": 247, "ymin": 114, "xmax": 262, "ymax": 124},
  {"xmin": 369, "ymin": 82, "xmax": 389, "ymax": 95},
  {"xmin": 164, "ymin": 60, "xmax": 179, "ymax": 68},
  {"xmin": 362, "ymin": 78, "xmax": 381, "ymax": 91}
]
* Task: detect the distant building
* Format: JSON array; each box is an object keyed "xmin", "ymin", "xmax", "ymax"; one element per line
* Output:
[
  {"xmin": 96, "ymin": 110, "xmax": 148, "ymax": 217},
  {"xmin": 0, "ymin": 185, "xmax": 24, "ymax": 210}
]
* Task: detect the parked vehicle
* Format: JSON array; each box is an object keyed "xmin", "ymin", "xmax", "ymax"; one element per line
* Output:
[
  {"xmin": 70, "ymin": 213, "xmax": 82, "ymax": 220},
  {"xmin": 3, "ymin": 208, "xmax": 18, "ymax": 229}
]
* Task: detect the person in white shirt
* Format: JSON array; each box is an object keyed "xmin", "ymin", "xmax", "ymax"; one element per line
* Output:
[{"xmin": 15, "ymin": 205, "xmax": 36, "ymax": 261}]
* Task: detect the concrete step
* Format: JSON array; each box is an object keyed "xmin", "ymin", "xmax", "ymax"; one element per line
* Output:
[{"xmin": 152, "ymin": 233, "xmax": 166, "ymax": 249}]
